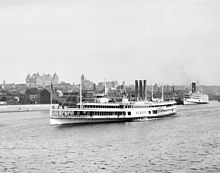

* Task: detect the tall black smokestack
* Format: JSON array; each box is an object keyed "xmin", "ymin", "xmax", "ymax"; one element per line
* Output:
[
  {"xmin": 135, "ymin": 80, "xmax": 138, "ymax": 98},
  {"xmin": 139, "ymin": 80, "xmax": 143, "ymax": 99},
  {"xmin": 192, "ymin": 82, "xmax": 196, "ymax": 92},
  {"xmin": 143, "ymin": 80, "xmax": 146, "ymax": 100}
]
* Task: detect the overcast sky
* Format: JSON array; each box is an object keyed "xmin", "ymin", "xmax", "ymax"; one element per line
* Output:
[{"xmin": 0, "ymin": 0, "xmax": 220, "ymax": 85}]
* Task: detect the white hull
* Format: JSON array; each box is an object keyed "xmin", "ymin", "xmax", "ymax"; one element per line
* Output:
[
  {"xmin": 50, "ymin": 115, "xmax": 175, "ymax": 125},
  {"xmin": 184, "ymin": 101, "xmax": 208, "ymax": 105},
  {"xmin": 145, "ymin": 109, "xmax": 177, "ymax": 119},
  {"xmin": 50, "ymin": 117, "xmax": 145, "ymax": 125},
  {"xmin": 184, "ymin": 99, "xmax": 209, "ymax": 105},
  {"xmin": 50, "ymin": 109, "xmax": 176, "ymax": 125}
]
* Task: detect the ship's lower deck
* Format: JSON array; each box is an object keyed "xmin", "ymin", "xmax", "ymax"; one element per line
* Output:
[
  {"xmin": 50, "ymin": 106, "xmax": 176, "ymax": 125},
  {"xmin": 50, "ymin": 117, "xmax": 145, "ymax": 125}
]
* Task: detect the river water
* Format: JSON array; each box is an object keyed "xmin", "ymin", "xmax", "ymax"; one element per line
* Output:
[{"xmin": 0, "ymin": 101, "xmax": 220, "ymax": 172}]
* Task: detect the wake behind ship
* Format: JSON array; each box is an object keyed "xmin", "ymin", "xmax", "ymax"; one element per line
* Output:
[{"xmin": 50, "ymin": 79, "xmax": 177, "ymax": 125}]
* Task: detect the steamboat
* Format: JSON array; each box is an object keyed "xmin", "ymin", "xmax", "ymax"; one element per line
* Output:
[
  {"xmin": 184, "ymin": 82, "xmax": 209, "ymax": 105},
  {"xmin": 50, "ymin": 79, "xmax": 177, "ymax": 125}
]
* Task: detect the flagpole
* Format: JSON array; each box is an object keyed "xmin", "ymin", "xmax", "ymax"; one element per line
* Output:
[
  {"xmin": 50, "ymin": 83, "xmax": 53, "ymax": 117},
  {"xmin": 80, "ymin": 75, "xmax": 82, "ymax": 108},
  {"xmin": 151, "ymin": 84, "xmax": 154, "ymax": 101},
  {"xmin": 145, "ymin": 80, "xmax": 147, "ymax": 101},
  {"xmin": 104, "ymin": 78, "xmax": 106, "ymax": 96},
  {"xmin": 50, "ymin": 83, "xmax": 53, "ymax": 106},
  {"xmin": 50, "ymin": 90, "xmax": 52, "ymax": 105}
]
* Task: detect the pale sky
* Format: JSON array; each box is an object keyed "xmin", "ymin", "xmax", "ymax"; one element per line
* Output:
[{"xmin": 0, "ymin": 0, "xmax": 220, "ymax": 85}]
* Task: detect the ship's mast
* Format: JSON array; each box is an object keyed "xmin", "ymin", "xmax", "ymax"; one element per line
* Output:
[
  {"xmin": 161, "ymin": 84, "xmax": 164, "ymax": 101},
  {"xmin": 50, "ymin": 90, "xmax": 52, "ymax": 105},
  {"xmin": 151, "ymin": 84, "xmax": 154, "ymax": 101},
  {"xmin": 104, "ymin": 78, "xmax": 107, "ymax": 96},
  {"xmin": 80, "ymin": 75, "xmax": 82, "ymax": 108},
  {"xmin": 143, "ymin": 80, "xmax": 147, "ymax": 101}
]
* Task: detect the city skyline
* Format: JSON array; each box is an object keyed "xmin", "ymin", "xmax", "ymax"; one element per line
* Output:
[{"xmin": 0, "ymin": 0, "xmax": 220, "ymax": 85}]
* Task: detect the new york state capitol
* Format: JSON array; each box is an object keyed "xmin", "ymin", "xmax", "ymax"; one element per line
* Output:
[{"xmin": 26, "ymin": 73, "xmax": 59, "ymax": 87}]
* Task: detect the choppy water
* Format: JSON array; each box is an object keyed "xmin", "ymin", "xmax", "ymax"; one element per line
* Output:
[{"xmin": 0, "ymin": 102, "xmax": 220, "ymax": 172}]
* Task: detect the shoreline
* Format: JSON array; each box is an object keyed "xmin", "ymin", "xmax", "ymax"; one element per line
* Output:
[{"xmin": 0, "ymin": 104, "xmax": 54, "ymax": 113}]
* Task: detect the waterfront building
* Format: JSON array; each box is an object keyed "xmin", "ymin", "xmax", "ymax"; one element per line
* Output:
[
  {"xmin": 25, "ymin": 88, "xmax": 40, "ymax": 104},
  {"xmin": 25, "ymin": 88, "xmax": 56, "ymax": 104},
  {"xmin": 39, "ymin": 89, "xmax": 51, "ymax": 104}
]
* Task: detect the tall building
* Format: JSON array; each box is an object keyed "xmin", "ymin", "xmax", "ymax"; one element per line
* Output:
[
  {"xmin": 26, "ymin": 73, "xmax": 59, "ymax": 87},
  {"xmin": 81, "ymin": 74, "xmax": 95, "ymax": 91}
]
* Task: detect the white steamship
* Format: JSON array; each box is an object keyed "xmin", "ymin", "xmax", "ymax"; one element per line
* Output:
[
  {"xmin": 184, "ymin": 82, "xmax": 209, "ymax": 105},
  {"xmin": 50, "ymin": 79, "xmax": 177, "ymax": 125}
]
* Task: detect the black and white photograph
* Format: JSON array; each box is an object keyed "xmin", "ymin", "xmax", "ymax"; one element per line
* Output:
[{"xmin": 0, "ymin": 0, "xmax": 220, "ymax": 172}]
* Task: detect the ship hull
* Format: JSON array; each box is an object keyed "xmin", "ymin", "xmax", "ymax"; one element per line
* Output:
[
  {"xmin": 50, "ymin": 110, "xmax": 176, "ymax": 125},
  {"xmin": 50, "ymin": 117, "xmax": 145, "ymax": 125},
  {"xmin": 146, "ymin": 110, "xmax": 177, "ymax": 119},
  {"xmin": 184, "ymin": 100, "xmax": 209, "ymax": 105}
]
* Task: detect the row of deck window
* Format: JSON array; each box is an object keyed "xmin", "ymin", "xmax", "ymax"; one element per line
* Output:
[
  {"xmin": 134, "ymin": 104, "xmax": 174, "ymax": 108},
  {"xmin": 82, "ymin": 105, "xmax": 133, "ymax": 109},
  {"xmin": 77, "ymin": 104, "xmax": 174, "ymax": 109},
  {"xmin": 52, "ymin": 111, "xmax": 128, "ymax": 117}
]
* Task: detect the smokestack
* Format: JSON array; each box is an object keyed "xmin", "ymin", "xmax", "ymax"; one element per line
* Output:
[
  {"xmin": 139, "ymin": 80, "xmax": 143, "ymax": 100},
  {"xmin": 192, "ymin": 82, "xmax": 196, "ymax": 92},
  {"xmin": 143, "ymin": 80, "xmax": 146, "ymax": 100},
  {"xmin": 135, "ymin": 80, "xmax": 139, "ymax": 98}
]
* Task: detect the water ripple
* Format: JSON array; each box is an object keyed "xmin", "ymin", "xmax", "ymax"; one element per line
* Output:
[{"xmin": 0, "ymin": 102, "xmax": 220, "ymax": 172}]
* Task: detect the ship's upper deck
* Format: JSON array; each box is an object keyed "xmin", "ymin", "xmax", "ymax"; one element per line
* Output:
[{"xmin": 75, "ymin": 100, "xmax": 176, "ymax": 109}]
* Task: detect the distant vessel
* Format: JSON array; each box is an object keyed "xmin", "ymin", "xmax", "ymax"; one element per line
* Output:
[
  {"xmin": 184, "ymin": 82, "xmax": 209, "ymax": 105},
  {"xmin": 49, "ymin": 78, "xmax": 177, "ymax": 125}
]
